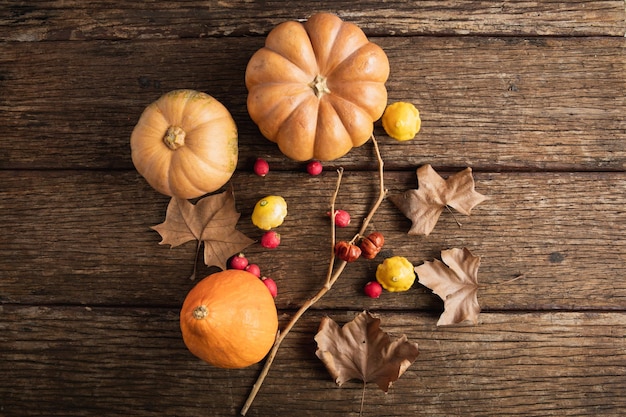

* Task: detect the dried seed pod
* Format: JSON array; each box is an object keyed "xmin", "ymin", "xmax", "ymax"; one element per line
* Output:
[
  {"xmin": 334, "ymin": 241, "xmax": 361, "ymax": 262},
  {"xmin": 360, "ymin": 232, "xmax": 385, "ymax": 259},
  {"xmin": 367, "ymin": 232, "xmax": 385, "ymax": 248}
]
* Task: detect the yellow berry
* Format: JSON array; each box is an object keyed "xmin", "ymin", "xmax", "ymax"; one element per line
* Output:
[
  {"xmin": 382, "ymin": 102, "xmax": 421, "ymax": 141},
  {"xmin": 375, "ymin": 256, "xmax": 416, "ymax": 292},
  {"xmin": 251, "ymin": 195, "xmax": 288, "ymax": 230}
]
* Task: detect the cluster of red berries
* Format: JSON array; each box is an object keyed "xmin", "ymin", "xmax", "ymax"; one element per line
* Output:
[
  {"xmin": 228, "ymin": 253, "xmax": 277, "ymax": 298},
  {"xmin": 253, "ymin": 157, "xmax": 323, "ymax": 250},
  {"xmin": 250, "ymin": 157, "xmax": 308, "ymax": 297},
  {"xmin": 254, "ymin": 158, "xmax": 324, "ymax": 177},
  {"xmin": 333, "ymin": 227, "xmax": 386, "ymax": 299},
  {"xmin": 253, "ymin": 158, "xmax": 384, "ymax": 299}
]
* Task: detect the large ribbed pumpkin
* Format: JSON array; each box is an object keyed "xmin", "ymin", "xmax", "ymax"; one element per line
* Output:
[
  {"xmin": 130, "ymin": 89, "xmax": 238, "ymax": 199},
  {"xmin": 179, "ymin": 270, "xmax": 278, "ymax": 369},
  {"xmin": 245, "ymin": 13, "xmax": 390, "ymax": 161}
]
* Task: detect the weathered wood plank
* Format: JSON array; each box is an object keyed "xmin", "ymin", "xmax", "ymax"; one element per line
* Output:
[
  {"xmin": 1, "ymin": 37, "xmax": 624, "ymax": 171},
  {"xmin": 1, "ymin": 306, "xmax": 625, "ymax": 416},
  {"xmin": 1, "ymin": 170, "xmax": 625, "ymax": 310},
  {"xmin": 2, "ymin": 0, "xmax": 625, "ymax": 41},
  {"xmin": 2, "ymin": 3, "xmax": 624, "ymax": 417}
]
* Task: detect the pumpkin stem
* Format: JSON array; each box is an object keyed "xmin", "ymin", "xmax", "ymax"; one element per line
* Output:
[
  {"xmin": 192, "ymin": 305, "xmax": 208, "ymax": 320},
  {"xmin": 163, "ymin": 126, "xmax": 186, "ymax": 150},
  {"xmin": 309, "ymin": 74, "xmax": 330, "ymax": 98}
]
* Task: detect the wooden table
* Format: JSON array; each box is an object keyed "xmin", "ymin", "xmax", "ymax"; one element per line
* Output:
[{"xmin": 2, "ymin": 2, "xmax": 625, "ymax": 416}]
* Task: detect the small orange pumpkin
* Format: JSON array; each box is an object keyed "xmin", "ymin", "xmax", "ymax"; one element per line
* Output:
[
  {"xmin": 245, "ymin": 13, "xmax": 390, "ymax": 161},
  {"xmin": 179, "ymin": 269, "xmax": 278, "ymax": 369},
  {"xmin": 130, "ymin": 89, "xmax": 238, "ymax": 199}
]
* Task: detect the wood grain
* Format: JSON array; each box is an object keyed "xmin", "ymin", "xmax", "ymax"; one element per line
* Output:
[
  {"xmin": 1, "ymin": 3, "xmax": 625, "ymax": 416},
  {"xmin": 1, "ymin": 37, "xmax": 624, "ymax": 171},
  {"xmin": 1, "ymin": 170, "xmax": 624, "ymax": 311},
  {"xmin": 2, "ymin": 1, "xmax": 625, "ymax": 41},
  {"xmin": 1, "ymin": 306, "xmax": 624, "ymax": 416}
]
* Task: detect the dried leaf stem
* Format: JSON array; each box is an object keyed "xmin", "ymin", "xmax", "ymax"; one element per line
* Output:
[
  {"xmin": 445, "ymin": 205, "xmax": 463, "ymax": 228},
  {"xmin": 189, "ymin": 240, "xmax": 202, "ymax": 280},
  {"xmin": 240, "ymin": 136, "xmax": 387, "ymax": 416}
]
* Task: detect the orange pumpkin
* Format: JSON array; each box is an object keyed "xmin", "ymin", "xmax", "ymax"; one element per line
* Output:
[
  {"xmin": 130, "ymin": 89, "xmax": 238, "ymax": 199},
  {"xmin": 245, "ymin": 13, "xmax": 390, "ymax": 161},
  {"xmin": 179, "ymin": 269, "xmax": 278, "ymax": 369}
]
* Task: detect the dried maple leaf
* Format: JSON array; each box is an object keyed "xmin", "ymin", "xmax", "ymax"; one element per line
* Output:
[
  {"xmin": 314, "ymin": 311, "xmax": 419, "ymax": 392},
  {"xmin": 151, "ymin": 189, "xmax": 254, "ymax": 272},
  {"xmin": 415, "ymin": 247, "xmax": 481, "ymax": 326},
  {"xmin": 389, "ymin": 164, "xmax": 486, "ymax": 236}
]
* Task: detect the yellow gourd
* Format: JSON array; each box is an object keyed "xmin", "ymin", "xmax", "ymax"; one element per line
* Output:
[
  {"xmin": 382, "ymin": 102, "xmax": 421, "ymax": 141},
  {"xmin": 376, "ymin": 256, "xmax": 416, "ymax": 292},
  {"xmin": 251, "ymin": 196, "xmax": 288, "ymax": 230}
]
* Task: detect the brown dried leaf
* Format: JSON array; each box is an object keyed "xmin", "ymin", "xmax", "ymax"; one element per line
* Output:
[
  {"xmin": 415, "ymin": 247, "xmax": 481, "ymax": 326},
  {"xmin": 314, "ymin": 311, "xmax": 419, "ymax": 392},
  {"xmin": 151, "ymin": 189, "xmax": 254, "ymax": 271},
  {"xmin": 389, "ymin": 164, "xmax": 486, "ymax": 236}
]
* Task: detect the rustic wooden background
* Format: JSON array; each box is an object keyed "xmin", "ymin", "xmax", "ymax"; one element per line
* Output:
[{"xmin": 1, "ymin": 1, "xmax": 625, "ymax": 416}]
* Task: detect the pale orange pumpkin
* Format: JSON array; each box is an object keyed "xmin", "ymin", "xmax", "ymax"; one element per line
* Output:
[
  {"xmin": 179, "ymin": 269, "xmax": 278, "ymax": 369},
  {"xmin": 130, "ymin": 89, "xmax": 238, "ymax": 199},
  {"xmin": 245, "ymin": 13, "xmax": 390, "ymax": 161}
]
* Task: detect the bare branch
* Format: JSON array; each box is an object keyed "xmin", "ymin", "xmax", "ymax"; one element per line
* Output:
[{"xmin": 241, "ymin": 136, "xmax": 386, "ymax": 415}]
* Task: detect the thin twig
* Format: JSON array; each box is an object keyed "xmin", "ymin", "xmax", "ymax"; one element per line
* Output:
[
  {"xmin": 359, "ymin": 381, "xmax": 367, "ymax": 417},
  {"xmin": 188, "ymin": 240, "xmax": 202, "ymax": 280},
  {"xmin": 240, "ymin": 135, "xmax": 386, "ymax": 416},
  {"xmin": 356, "ymin": 135, "xmax": 388, "ymax": 238},
  {"xmin": 240, "ymin": 167, "xmax": 347, "ymax": 416},
  {"xmin": 325, "ymin": 168, "xmax": 344, "ymax": 286},
  {"xmin": 445, "ymin": 205, "xmax": 463, "ymax": 228},
  {"xmin": 496, "ymin": 274, "xmax": 526, "ymax": 285}
]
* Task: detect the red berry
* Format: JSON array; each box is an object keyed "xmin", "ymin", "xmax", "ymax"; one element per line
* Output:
[
  {"xmin": 260, "ymin": 230, "xmax": 281, "ymax": 249},
  {"xmin": 328, "ymin": 209, "xmax": 351, "ymax": 227},
  {"xmin": 306, "ymin": 160, "xmax": 323, "ymax": 176},
  {"xmin": 262, "ymin": 277, "xmax": 278, "ymax": 298},
  {"xmin": 245, "ymin": 263, "xmax": 261, "ymax": 278},
  {"xmin": 364, "ymin": 281, "xmax": 383, "ymax": 298},
  {"xmin": 229, "ymin": 253, "xmax": 248, "ymax": 270},
  {"xmin": 254, "ymin": 158, "xmax": 270, "ymax": 177}
]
